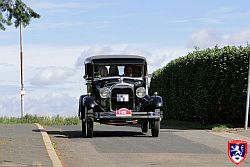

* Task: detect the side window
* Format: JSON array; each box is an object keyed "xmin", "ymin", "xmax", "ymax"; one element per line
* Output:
[{"xmin": 85, "ymin": 63, "xmax": 92, "ymax": 79}]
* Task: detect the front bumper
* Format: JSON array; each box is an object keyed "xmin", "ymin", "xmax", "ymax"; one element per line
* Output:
[{"xmin": 94, "ymin": 111, "xmax": 162, "ymax": 119}]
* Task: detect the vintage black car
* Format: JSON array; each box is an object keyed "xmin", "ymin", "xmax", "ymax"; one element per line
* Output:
[{"xmin": 78, "ymin": 55, "xmax": 163, "ymax": 138}]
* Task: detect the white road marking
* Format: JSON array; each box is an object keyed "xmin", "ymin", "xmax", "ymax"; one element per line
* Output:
[{"xmin": 35, "ymin": 123, "xmax": 63, "ymax": 167}]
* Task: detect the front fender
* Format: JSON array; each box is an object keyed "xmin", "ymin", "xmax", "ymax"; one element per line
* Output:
[
  {"xmin": 149, "ymin": 95, "xmax": 163, "ymax": 109},
  {"xmin": 79, "ymin": 95, "xmax": 96, "ymax": 120},
  {"xmin": 83, "ymin": 96, "xmax": 96, "ymax": 110}
]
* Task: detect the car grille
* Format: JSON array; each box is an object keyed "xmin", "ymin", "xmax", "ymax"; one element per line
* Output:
[{"xmin": 111, "ymin": 87, "xmax": 134, "ymax": 111}]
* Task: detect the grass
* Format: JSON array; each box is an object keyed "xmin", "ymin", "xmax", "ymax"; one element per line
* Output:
[
  {"xmin": 211, "ymin": 125, "xmax": 229, "ymax": 132},
  {"xmin": 161, "ymin": 119, "xmax": 232, "ymax": 131},
  {"xmin": 0, "ymin": 115, "xmax": 234, "ymax": 132},
  {"xmin": 52, "ymin": 142, "xmax": 57, "ymax": 149},
  {"xmin": 0, "ymin": 114, "xmax": 80, "ymax": 126}
]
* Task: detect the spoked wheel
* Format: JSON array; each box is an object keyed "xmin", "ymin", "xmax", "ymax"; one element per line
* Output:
[
  {"xmin": 82, "ymin": 119, "xmax": 93, "ymax": 138},
  {"xmin": 151, "ymin": 119, "xmax": 160, "ymax": 137},
  {"xmin": 141, "ymin": 121, "xmax": 148, "ymax": 133}
]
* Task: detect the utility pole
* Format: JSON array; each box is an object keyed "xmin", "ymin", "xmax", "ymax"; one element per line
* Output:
[
  {"xmin": 20, "ymin": 21, "xmax": 25, "ymax": 118},
  {"xmin": 244, "ymin": 55, "xmax": 250, "ymax": 130}
]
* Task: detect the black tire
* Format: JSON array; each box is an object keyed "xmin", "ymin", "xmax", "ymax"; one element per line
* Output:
[
  {"xmin": 81, "ymin": 106, "xmax": 94, "ymax": 138},
  {"xmin": 141, "ymin": 121, "xmax": 148, "ymax": 133},
  {"xmin": 82, "ymin": 119, "xmax": 93, "ymax": 138},
  {"xmin": 86, "ymin": 120, "xmax": 93, "ymax": 138},
  {"xmin": 81, "ymin": 119, "xmax": 87, "ymax": 137},
  {"xmin": 151, "ymin": 119, "xmax": 160, "ymax": 137}
]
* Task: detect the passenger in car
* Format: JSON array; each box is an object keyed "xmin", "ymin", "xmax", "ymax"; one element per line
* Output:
[
  {"xmin": 98, "ymin": 66, "xmax": 108, "ymax": 77},
  {"xmin": 124, "ymin": 65, "xmax": 133, "ymax": 77},
  {"xmin": 133, "ymin": 66, "xmax": 142, "ymax": 77},
  {"xmin": 109, "ymin": 65, "xmax": 119, "ymax": 76}
]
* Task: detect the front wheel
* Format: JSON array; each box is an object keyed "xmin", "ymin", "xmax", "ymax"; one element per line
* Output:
[
  {"xmin": 82, "ymin": 119, "xmax": 93, "ymax": 138},
  {"xmin": 151, "ymin": 119, "xmax": 160, "ymax": 137}
]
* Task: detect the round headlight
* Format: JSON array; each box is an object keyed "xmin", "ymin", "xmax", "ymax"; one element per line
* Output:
[
  {"xmin": 100, "ymin": 87, "xmax": 110, "ymax": 98},
  {"xmin": 136, "ymin": 87, "xmax": 146, "ymax": 98}
]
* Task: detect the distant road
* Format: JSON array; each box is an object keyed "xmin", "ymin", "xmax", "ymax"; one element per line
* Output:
[{"xmin": 46, "ymin": 124, "xmax": 250, "ymax": 167}]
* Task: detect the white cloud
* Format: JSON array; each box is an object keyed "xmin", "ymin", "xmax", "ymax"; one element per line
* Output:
[
  {"xmin": 119, "ymin": 46, "xmax": 180, "ymax": 72},
  {"xmin": 0, "ymin": 96, "xmax": 20, "ymax": 117},
  {"xmin": 0, "ymin": 92, "xmax": 78, "ymax": 117},
  {"xmin": 23, "ymin": 45, "xmax": 84, "ymax": 68},
  {"xmin": 25, "ymin": 92, "xmax": 78, "ymax": 117},
  {"xmin": 149, "ymin": 47, "xmax": 190, "ymax": 71},
  {"xmin": 75, "ymin": 46, "xmax": 114, "ymax": 67},
  {"xmin": 0, "ymin": 45, "xmax": 85, "ymax": 89},
  {"xmin": 225, "ymin": 29, "xmax": 250, "ymax": 45},
  {"xmin": 0, "ymin": 45, "xmax": 84, "ymax": 68},
  {"xmin": 187, "ymin": 28, "xmax": 250, "ymax": 49},
  {"xmin": 187, "ymin": 29, "xmax": 222, "ymax": 49},
  {"xmin": 30, "ymin": 66, "xmax": 75, "ymax": 85},
  {"xmin": 0, "ymin": 46, "xmax": 20, "ymax": 85},
  {"xmin": 1, "ymin": 44, "xmax": 190, "ymax": 117},
  {"xmin": 75, "ymin": 45, "xmax": 190, "ymax": 73}
]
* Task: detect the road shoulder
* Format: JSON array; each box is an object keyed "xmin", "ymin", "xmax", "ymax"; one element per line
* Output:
[{"xmin": 0, "ymin": 124, "xmax": 53, "ymax": 166}]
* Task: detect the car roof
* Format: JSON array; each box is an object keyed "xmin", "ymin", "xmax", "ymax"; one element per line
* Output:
[{"xmin": 85, "ymin": 55, "xmax": 147, "ymax": 64}]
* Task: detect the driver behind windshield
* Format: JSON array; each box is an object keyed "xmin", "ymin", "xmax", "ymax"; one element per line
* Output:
[
  {"xmin": 109, "ymin": 65, "xmax": 119, "ymax": 76},
  {"xmin": 124, "ymin": 65, "xmax": 133, "ymax": 77},
  {"xmin": 96, "ymin": 65, "xmax": 108, "ymax": 77}
]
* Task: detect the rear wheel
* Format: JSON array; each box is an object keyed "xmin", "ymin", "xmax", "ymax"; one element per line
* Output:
[{"xmin": 151, "ymin": 119, "xmax": 160, "ymax": 137}]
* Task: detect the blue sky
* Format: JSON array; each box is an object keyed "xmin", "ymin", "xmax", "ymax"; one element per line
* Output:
[{"xmin": 0, "ymin": 0, "xmax": 250, "ymax": 117}]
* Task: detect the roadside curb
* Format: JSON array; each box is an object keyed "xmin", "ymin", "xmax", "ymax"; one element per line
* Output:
[{"xmin": 35, "ymin": 123, "xmax": 63, "ymax": 167}]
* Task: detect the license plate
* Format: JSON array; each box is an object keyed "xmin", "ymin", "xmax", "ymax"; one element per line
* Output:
[
  {"xmin": 116, "ymin": 108, "xmax": 132, "ymax": 117},
  {"xmin": 117, "ymin": 94, "xmax": 129, "ymax": 102}
]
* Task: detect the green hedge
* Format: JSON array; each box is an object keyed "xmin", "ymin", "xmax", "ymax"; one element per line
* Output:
[{"xmin": 149, "ymin": 46, "xmax": 250, "ymax": 124}]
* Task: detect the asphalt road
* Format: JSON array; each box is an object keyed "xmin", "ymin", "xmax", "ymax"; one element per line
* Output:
[
  {"xmin": 0, "ymin": 124, "xmax": 53, "ymax": 167},
  {"xmin": 46, "ymin": 124, "xmax": 250, "ymax": 167}
]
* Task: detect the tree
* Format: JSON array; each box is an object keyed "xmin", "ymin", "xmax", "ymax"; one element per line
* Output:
[
  {"xmin": 0, "ymin": 0, "xmax": 40, "ymax": 30},
  {"xmin": 1, "ymin": 0, "xmax": 40, "ymax": 117}
]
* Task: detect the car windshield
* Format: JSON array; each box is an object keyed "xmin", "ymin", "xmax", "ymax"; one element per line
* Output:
[{"xmin": 94, "ymin": 64, "xmax": 143, "ymax": 78}]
